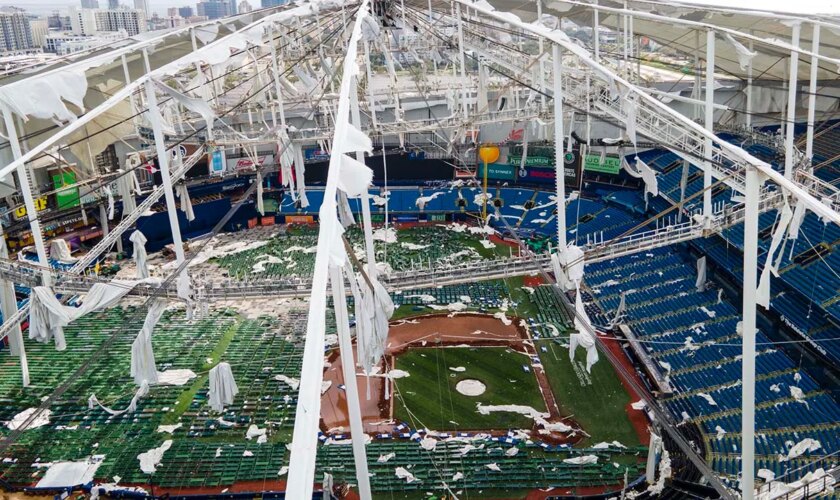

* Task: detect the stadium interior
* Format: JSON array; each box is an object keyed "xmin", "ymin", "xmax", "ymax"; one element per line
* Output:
[{"xmin": 0, "ymin": 0, "xmax": 839, "ymax": 498}]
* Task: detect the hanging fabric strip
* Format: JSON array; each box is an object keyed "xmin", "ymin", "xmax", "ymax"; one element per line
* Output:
[
  {"xmin": 104, "ymin": 186, "xmax": 115, "ymax": 220},
  {"xmin": 117, "ymin": 170, "xmax": 137, "ymax": 215},
  {"xmin": 610, "ymin": 291, "xmax": 626, "ymax": 327},
  {"xmin": 757, "ymin": 202, "xmax": 794, "ymax": 308},
  {"xmin": 724, "ymin": 34, "xmax": 757, "ymax": 71},
  {"xmin": 208, "ymin": 362, "xmax": 239, "ymax": 413},
  {"xmin": 695, "ymin": 256, "xmax": 707, "ymax": 292},
  {"xmin": 624, "ymin": 95, "xmax": 637, "ymax": 146},
  {"xmin": 130, "ymin": 299, "xmax": 167, "ymax": 386},
  {"xmin": 337, "ymin": 155, "xmax": 374, "ymax": 198},
  {"xmin": 256, "ymin": 171, "xmax": 265, "ymax": 216},
  {"xmin": 294, "ymin": 143, "xmax": 309, "ymax": 207},
  {"xmin": 569, "ymin": 285, "xmax": 598, "ymax": 373},
  {"xmin": 787, "ymin": 199, "xmax": 807, "ymax": 241},
  {"xmin": 130, "ymin": 230, "xmax": 149, "ymax": 279},
  {"xmin": 89, "ymin": 380, "xmax": 150, "ymax": 416},
  {"xmin": 154, "ymin": 80, "xmax": 216, "ymax": 134},
  {"xmin": 337, "ymin": 190, "xmax": 355, "ymax": 228},
  {"xmin": 176, "ymin": 184, "xmax": 195, "ymax": 221}
]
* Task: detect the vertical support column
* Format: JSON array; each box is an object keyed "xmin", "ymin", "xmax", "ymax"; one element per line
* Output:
[
  {"xmin": 2, "ymin": 108, "xmax": 50, "ymax": 286},
  {"xmin": 622, "ymin": 1, "xmax": 628, "ymax": 78},
  {"xmin": 693, "ymin": 30, "xmax": 701, "ymax": 120},
  {"xmin": 592, "ymin": 0, "xmax": 600, "ymax": 62},
  {"xmin": 270, "ymin": 24, "xmax": 288, "ymax": 128},
  {"xmin": 350, "ymin": 78, "xmax": 377, "ymax": 280},
  {"xmin": 477, "ymin": 60, "xmax": 489, "ymax": 113},
  {"xmin": 746, "ymin": 37, "xmax": 753, "ymax": 129},
  {"xmin": 329, "ymin": 264, "xmax": 373, "ymax": 500},
  {"xmin": 553, "ymin": 44, "xmax": 567, "ymax": 250},
  {"xmin": 678, "ymin": 159, "xmax": 689, "ymax": 223},
  {"xmin": 0, "ymin": 223, "xmax": 28, "ymax": 387},
  {"xmin": 741, "ymin": 166, "xmax": 760, "ymax": 500},
  {"xmin": 455, "ymin": 3, "xmax": 469, "ymax": 119},
  {"xmin": 784, "ymin": 22, "xmax": 801, "ymax": 179},
  {"xmin": 144, "ymin": 82, "xmax": 186, "ymax": 266},
  {"xmin": 806, "ymin": 24, "xmax": 820, "ymax": 162},
  {"xmin": 703, "ymin": 29, "xmax": 715, "ymax": 224},
  {"xmin": 364, "ymin": 41, "xmax": 378, "ymax": 129},
  {"xmin": 537, "ymin": 0, "xmax": 546, "ymax": 109},
  {"xmin": 121, "ymin": 54, "xmax": 138, "ymax": 121},
  {"xmin": 99, "ymin": 204, "xmax": 110, "ymax": 242}
]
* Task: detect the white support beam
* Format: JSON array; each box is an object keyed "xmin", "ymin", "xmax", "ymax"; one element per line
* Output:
[
  {"xmin": 0, "ymin": 223, "xmax": 27, "ymax": 387},
  {"xmin": 329, "ymin": 264, "xmax": 372, "ymax": 500},
  {"xmin": 557, "ymin": 0, "xmax": 840, "ymax": 70},
  {"xmin": 741, "ymin": 167, "xmax": 761, "ymax": 500},
  {"xmin": 806, "ymin": 24, "xmax": 820, "ymax": 161},
  {"xmin": 270, "ymin": 24, "xmax": 288, "ymax": 128},
  {"xmin": 456, "ymin": 3, "xmax": 469, "ymax": 119},
  {"xmin": 703, "ymin": 29, "xmax": 714, "ymax": 224},
  {"xmin": 785, "ymin": 22, "xmax": 801, "ymax": 179},
  {"xmin": 144, "ymin": 83, "xmax": 186, "ymax": 266},
  {"xmin": 746, "ymin": 36, "xmax": 753, "ymax": 129},
  {"xmin": 286, "ymin": 2, "xmax": 370, "ymax": 496},
  {"xmin": 2, "ymin": 107, "xmax": 50, "ymax": 287},
  {"xmin": 592, "ymin": 0, "xmax": 600, "ymax": 62},
  {"xmin": 537, "ymin": 0, "xmax": 546, "ymax": 109},
  {"xmin": 553, "ymin": 44, "xmax": 567, "ymax": 250}
]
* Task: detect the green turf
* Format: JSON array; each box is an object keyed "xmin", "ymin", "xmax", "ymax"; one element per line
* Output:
[
  {"xmin": 538, "ymin": 339, "xmax": 641, "ymax": 447},
  {"xmin": 509, "ymin": 286, "xmax": 642, "ymax": 448},
  {"xmin": 393, "ymin": 347, "xmax": 546, "ymax": 430}
]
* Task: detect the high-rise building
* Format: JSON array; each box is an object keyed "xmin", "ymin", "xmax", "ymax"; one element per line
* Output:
[
  {"xmin": 133, "ymin": 0, "xmax": 151, "ymax": 19},
  {"xmin": 69, "ymin": 7, "xmax": 98, "ymax": 35},
  {"xmin": 238, "ymin": 1, "xmax": 253, "ymax": 13},
  {"xmin": 69, "ymin": 7, "xmax": 146, "ymax": 36},
  {"xmin": 95, "ymin": 9, "xmax": 146, "ymax": 35},
  {"xmin": 0, "ymin": 11, "xmax": 34, "ymax": 53},
  {"xmin": 261, "ymin": 0, "xmax": 287, "ymax": 7},
  {"xmin": 29, "ymin": 19, "xmax": 49, "ymax": 48},
  {"xmin": 108, "ymin": 0, "xmax": 120, "ymax": 9},
  {"xmin": 196, "ymin": 1, "xmax": 232, "ymax": 20},
  {"xmin": 178, "ymin": 6, "xmax": 194, "ymax": 17},
  {"xmin": 81, "ymin": 0, "xmax": 100, "ymax": 8}
]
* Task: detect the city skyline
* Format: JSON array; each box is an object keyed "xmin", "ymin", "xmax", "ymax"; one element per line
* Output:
[{"xmin": 0, "ymin": 0, "xmax": 195, "ymax": 17}]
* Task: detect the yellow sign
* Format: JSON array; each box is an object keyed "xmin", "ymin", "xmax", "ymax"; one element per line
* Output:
[{"xmin": 14, "ymin": 197, "xmax": 47, "ymax": 218}]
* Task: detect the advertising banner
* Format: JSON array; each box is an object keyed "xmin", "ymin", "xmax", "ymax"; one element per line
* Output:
[
  {"xmin": 208, "ymin": 146, "xmax": 226, "ymax": 175},
  {"xmin": 53, "ymin": 171, "xmax": 80, "ymax": 210},
  {"xmin": 584, "ymin": 154, "xmax": 621, "ymax": 174},
  {"xmin": 228, "ymin": 154, "xmax": 274, "ymax": 172},
  {"xmin": 285, "ymin": 215, "xmax": 315, "ymax": 224},
  {"xmin": 479, "ymin": 162, "xmax": 517, "ymax": 181},
  {"xmin": 511, "ymin": 145, "xmax": 582, "ymax": 186}
]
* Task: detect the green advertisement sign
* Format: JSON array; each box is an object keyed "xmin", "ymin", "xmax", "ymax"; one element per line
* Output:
[
  {"xmin": 481, "ymin": 162, "xmax": 517, "ymax": 180},
  {"xmin": 507, "ymin": 155, "xmax": 553, "ymax": 167},
  {"xmin": 584, "ymin": 154, "xmax": 621, "ymax": 174},
  {"xmin": 52, "ymin": 171, "xmax": 80, "ymax": 210}
]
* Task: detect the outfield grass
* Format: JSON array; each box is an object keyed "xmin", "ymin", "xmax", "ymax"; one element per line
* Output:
[
  {"xmin": 393, "ymin": 347, "xmax": 546, "ymax": 430},
  {"xmin": 538, "ymin": 340, "xmax": 641, "ymax": 447},
  {"xmin": 508, "ymin": 286, "xmax": 642, "ymax": 448}
]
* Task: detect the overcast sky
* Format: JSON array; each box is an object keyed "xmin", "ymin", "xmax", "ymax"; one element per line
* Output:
[{"xmin": 4, "ymin": 0, "xmax": 840, "ymax": 17}]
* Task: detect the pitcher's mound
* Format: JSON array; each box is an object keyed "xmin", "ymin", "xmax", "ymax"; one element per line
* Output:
[{"xmin": 455, "ymin": 379, "xmax": 486, "ymax": 396}]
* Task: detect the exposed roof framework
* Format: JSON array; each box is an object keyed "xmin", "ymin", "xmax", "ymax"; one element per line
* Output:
[{"xmin": 0, "ymin": 0, "xmax": 838, "ymax": 498}]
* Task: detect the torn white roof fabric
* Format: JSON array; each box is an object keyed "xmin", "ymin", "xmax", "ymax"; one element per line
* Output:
[
  {"xmin": 209, "ymin": 362, "xmax": 239, "ymax": 413},
  {"xmin": 130, "ymin": 300, "xmax": 167, "ymax": 386}
]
